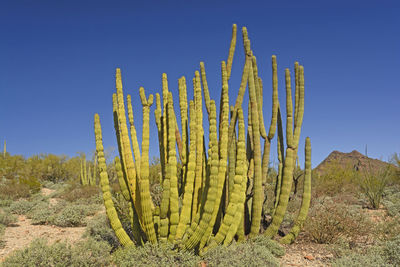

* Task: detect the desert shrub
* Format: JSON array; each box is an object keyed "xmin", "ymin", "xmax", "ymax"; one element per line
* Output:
[
  {"xmin": 0, "ymin": 179, "xmax": 31, "ymax": 200},
  {"xmin": 382, "ymin": 235, "xmax": 400, "ymax": 265},
  {"xmin": 49, "ymin": 204, "xmax": 91, "ymax": 227},
  {"xmin": 27, "ymin": 202, "xmax": 54, "ymax": 225},
  {"xmin": 1, "ymin": 238, "xmax": 111, "ymax": 267},
  {"xmin": 304, "ymin": 198, "xmax": 371, "ymax": 244},
  {"xmin": 0, "ymin": 199, "xmax": 13, "ymax": 207},
  {"xmin": 331, "ymin": 250, "xmax": 388, "ymax": 267},
  {"xmin": 8, "ymin": 199, "xmax": 36, "ymax": 215},
  {"xmin": 358, "ymin": 165, "xmax": 391, "ymax": 209},
  {"xmin": 203, "ymin": 237, "xmax": 282, "ymax": 267},
  {"xmin": 0, "ymin": 209, "xmax": 17, "ymax": 226},
  {"xmin": 57, "ymin": 182, "xmax": 100, "ymax": 203},
  {"xmin": 382, "ymin": 186, "xmax": 400, "ymax": 217},
  {"xmin": 373, "ymin": 217, "xmax": 400, "ymax": 241},
  {"xmin": 84, "ymin": 213, "xmax": 119, "ymax": 249},
  {"xmin": 112, "ymin": 242, "xmax": 200, "ymax": 267},
  {"xmin": 312, "ymin": 161, "xmax": 359, "ymax": 198}
]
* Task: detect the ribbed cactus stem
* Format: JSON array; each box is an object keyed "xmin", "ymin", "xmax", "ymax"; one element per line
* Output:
[
  {"xmin": 273, "ymin": 106, "xmax": 285, "ymax": 214},
  {"xmin": 280, "ymin": 137, "xmax": 311, "ymax": 244},
  {"xmin": 182, "ymin": 101, "xmax": 218, "ymax": 251},
  {"xmin": 226, "ymin": 24, "xmax": 237, "ymax": 80},
  {"xmin": 200, "ymin": 61, "xmax": 230, "ymax": 249},
  {"xmin": 265, "ymin": 68, "xmax": 301, "ymax": 238},
  {"xmin": 127, "ymin": 94, "xmax": 142, "ymax": 172},
  {"xmin": 115, "ymin": 156, "xmax": 130, "ymax": 201},
  {"xmin": 94, "ymin": 114, "xmax": 134, "ymax": 247},
  {"xmin": 115, "ymin": 68, "xmax": 138, "ymax": 207},
  {"xmin": 178, "ymin": 76, "xmax": 188, "ymax": 166},
  {"xmin": 252, "ymin": 56, "xmax": 267, "ymax": 139},
  {"xmin": 175, "ymin": 100, "xmax": 197, "ymax": 240},
  {"xmin": 203, "ymin": 107, "xmax": 246, "ymax": 252},
  {"xmin": 248, "ymin": 48, "xmax": 263, "ymax": 238},
  {"xmin": 200, "ymin": 62, "xmax": 211, "ymax": 116},
  {"xmin": 166, "ymin": 92, "xmax": 180, "ymax": 242},
  {"xmin": 138, "ymin": 87, "xmax": 157, "ymax": 244},
  {"xmin": 192, "ymin": 70, "xmax": 204, "ymax": 217}
]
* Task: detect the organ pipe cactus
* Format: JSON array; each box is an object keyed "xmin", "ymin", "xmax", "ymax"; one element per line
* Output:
[
  {"xmin": 80, "ymin": 154, "xmax": 97, "ymax": 186},
  {"xmin": 93, "ymin": 24, "xmax": 312, "ymax": 252}
]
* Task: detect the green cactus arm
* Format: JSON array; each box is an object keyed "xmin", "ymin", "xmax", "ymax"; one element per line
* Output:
[
  {"xmin": 200, "ymin": 61, "xmax": 230, "ymax": 249},
  {"xmin": 154, "ymin": 93, "xmax": 166, "ymax": 184},
  {"xmin": 280, "ymin": 137, "xmax": 311, "ymax": 244},
  {"xmin": 165, "ymin": 92, "xmax": 180, "ymax": 242},
  {"xmin": 83, "ymin": 155, "xmax": 88, "ymax": 185},
  {"xmin": 200, "ymin": 62, "xmax": 211, "ymax": 116},
  {"xmin": 92, "ymin": 153, "xmax": 98, "ymax": 185},
  {"xmin": 127, "ymin": 94, "xmax": 142, "ymax": 172},
  {"xmin": 265, "ymin": 69, "xmax": 299, "ymax": 238},
  {"xmin": 204, "ymin": 107, "xmax": 246, "ymax": 251},
  {"xmin": 94, "ymin": 114, "xmax": 134, "ymax": 247},
  {"xmin": 115, "ymin": 156, "xmax": 130, "ymax": 201},
  {"xmin": 293, "ymin": 66, "xmax": 305, "ymax": 146},
  {"xmin": 182, "ymin": 100, "xmax": 219, "ymax": 251},
  {"xmin": 267, "ymin": 55, "xmax": 279, "ymax": 140},
  {"xmin": 247, "ymin": 45, "xmax": 263, "ymax": 238},
  {"xmin": 192, "ymin": 70, "xmax": 204, "ymax": 217},
  {"xmin": 252, "ymin": 56, "xmax": 267, "ymax": 139},
  {"xmin": 159, "ymin": 95, "xmax": 171, "ymax": 241},
  {"xmin": 137, "ymin": 87, "xmax": 157, "ymax": 244},
  {"xmin": 294, "ymin": 62, "xmax": 299, "ymax": 126},
  {"xmin": 272, "ymin": 105, "xmax": 285, "ymax": 214},
  {"xmin": 226, "ymin": 24, "xmax": 237, "ymax": 80},
  {"xmin": 162, "ymin": 73, "xmax": 169, "ymax": 174},
  {"xmin": 175, "ymin": 100, "xmax": 197, "ymax": 240},
  {"xmin": 262, "ymin": 56, "xmax": 279, "ymax": 187},
  {"xmin": 115, "ymin": 69, "xmax": 139, "ymax": 208},
  {"xmin": 178, "ymin": 76, "xmax": 188, "ymax": 165},
  {"xmin": 227, "ymin": 107, "xmax": 237, "ymax": 205},
  {"xmin": 87, "ymin": 165, "xmax": 92, "ymax": 185}
]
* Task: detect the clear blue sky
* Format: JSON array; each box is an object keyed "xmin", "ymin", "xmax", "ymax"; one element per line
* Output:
[{"xmin": 1, "ymin": 0, "xmax": 399, "ymax": 167}]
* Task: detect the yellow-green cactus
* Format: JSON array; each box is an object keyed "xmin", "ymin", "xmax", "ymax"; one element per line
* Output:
[
  {"xmin": 94, "ymin": 114, "xmax": 133, "ymax": 247},
  {"xmin": 280, "ymin": 137, "xmax": 311, "ymax": 244},
  {"xmin": 92, "ymin": 24, "xmax": 310, "ymax": 253}
]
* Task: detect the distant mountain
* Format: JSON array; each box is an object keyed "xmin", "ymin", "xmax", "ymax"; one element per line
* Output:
[{"xmin": 314, "ymin": 150, "xmax": 393, "ymax": 175}]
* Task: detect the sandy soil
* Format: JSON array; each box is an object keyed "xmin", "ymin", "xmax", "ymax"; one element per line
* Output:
[
  {"xmin": 0, "ymin": 215, "xmax": 86, "ymax": 261},
  {"xmin": 0, "ymin": 188, "xmax": 87, "ymax": 262}
]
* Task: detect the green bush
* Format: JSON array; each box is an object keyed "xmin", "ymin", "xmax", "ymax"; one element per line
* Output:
[
  {"xmin": 382, "ymin": 186, "xmax": 400, "ymax": 217},
  {"xmin": 84, "ymin": 214, "xmax": 119, "ymax": 249},
  {"xmin": 1, "ymin": 238, "xmax": 111, "ymax": 267},
  {"xmin": 331, "ymin": 250, "xmax": 388, "ymax": 267},
  {"xmin": 358, "ymin": 165, "xmax": 391, "ymax": 209},
  {"xmin": 26, "ymin": 202, "xmax": 54, "ymax": 225},
  {"xmin": 49, "ymin": 204, "xmax": 90, "ymax": 227},
  {"xmin": 0, "ymin": 209, "xmax": 17, "ymax": 226},
  {"xmin": 0, "ymin": 180, "xmax": 31, "ymax": 200},
  {"xmin": 312, "ymin": 161, "xmax": 359, "ymax": 198},
  {"xmin": 57, "ymin": 182, "xmax": 100, "ymax": 203},
  {"xmin": 203, "ymin": 237, "xmax": 282, "ymax": 267},
  {"xmin": 8, "ymin": 199, "xmax": 37, "ymax": 215},
  {"xmin": 382, "ymin": 235, "xmax": 400, "ymax": 266},
  {"xmin": 112, "ymin": 242, "xmax": 200, "ymax": 267},
  {"xmin": 304, "ymin": 198, "xmax": 371, "ymax": 244}
]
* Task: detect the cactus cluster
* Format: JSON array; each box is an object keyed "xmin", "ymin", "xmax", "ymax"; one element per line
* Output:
[
  {"xmin": 94, "ymin": 24, "xmax": 312, "ymax": 253},
  {"xmin": 80, "ymin": 154, "xmax": 97, "ymax": 186}
]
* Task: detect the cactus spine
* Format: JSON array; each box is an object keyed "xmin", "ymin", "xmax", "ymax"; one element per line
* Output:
[{"xmin": 93, "ymin": 24, "xmax": 311, "ymax": 253}]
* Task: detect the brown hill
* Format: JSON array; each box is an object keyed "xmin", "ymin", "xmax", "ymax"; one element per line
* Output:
[{"xmin": 314, "ymin": 150, "xmax": 393, "ymax": 175}]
